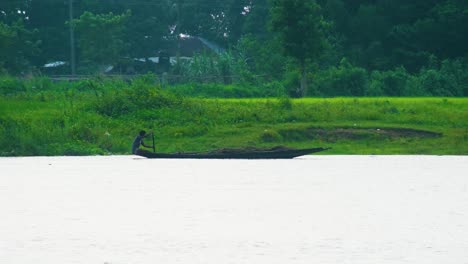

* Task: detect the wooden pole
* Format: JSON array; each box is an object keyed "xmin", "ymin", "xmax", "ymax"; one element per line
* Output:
[
  {"xmin": 176, "ymin": 0, "xmax": 182, "ymax": 65},
  {"xmin": 69, "ymin": 0, "xmax": 76, "ymax": 76},
  {"xmin": 152, "ymin": 133, "xmax": 156, "ymax": 153}
]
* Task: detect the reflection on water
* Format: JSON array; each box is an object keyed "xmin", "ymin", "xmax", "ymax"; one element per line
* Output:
[{"xmin": 1, "ymin": 155, "xmax": 467, "ymax": 264}]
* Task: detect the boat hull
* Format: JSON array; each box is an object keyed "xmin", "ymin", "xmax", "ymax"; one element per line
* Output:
[{"xmin": 136, "ymin": 147, "xmax": 330, "ymax": 159}]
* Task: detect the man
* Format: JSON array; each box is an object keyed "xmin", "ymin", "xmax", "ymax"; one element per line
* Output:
[{"xmin": 132, "ymin": 130, "xmax": 153, "ymax": 154}]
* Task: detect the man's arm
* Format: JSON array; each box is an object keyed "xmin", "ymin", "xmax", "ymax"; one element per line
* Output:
[{"xmin": 141, "ymin": 140, "xmax": 153, "ymax": 148}]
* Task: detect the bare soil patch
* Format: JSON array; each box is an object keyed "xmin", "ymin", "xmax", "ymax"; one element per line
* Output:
[{"xmin": 278, "ymin": 127, "xmax": 442, "ymax": 142}]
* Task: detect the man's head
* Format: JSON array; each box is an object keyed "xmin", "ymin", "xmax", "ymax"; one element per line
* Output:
[{"xmin": 139, "ymin": 130, "xmax": 146, "ymax": 136}]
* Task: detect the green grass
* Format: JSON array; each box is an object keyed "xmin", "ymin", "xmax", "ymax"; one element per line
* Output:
[{"xmin": 1, "ymin": 89, "xmax": 467, "ymax": 156}]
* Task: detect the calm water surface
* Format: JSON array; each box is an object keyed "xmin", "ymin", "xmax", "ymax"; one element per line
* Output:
[{"xmin": 0, "ymin": 155, "xmax": 467, "ymax": 264}]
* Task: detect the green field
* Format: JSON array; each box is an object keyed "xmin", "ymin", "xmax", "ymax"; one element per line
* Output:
[{"xmin": 1, "ymin": 84, "xmax": 467, "ymax": 156}]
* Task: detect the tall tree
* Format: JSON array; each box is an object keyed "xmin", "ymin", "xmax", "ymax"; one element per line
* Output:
[
  {"xmin": 72, "ymin": 11, "xmax": 131, "ymax": 67},
  {"xmin": 172, "ymin": 0, "xmax": 250, "ymax": 46},
  {"xmin": 124, "ymin": 1, "xmax": 171, "ymax": 58},
  {"xmin": 28, "ymin": 0, "xmax": 68, "ymax": 65},
  {"xmin": 0, "ymin": 19, "xmax": 40, "ymax": 74},
  {"xmin": 77, "ymin": 0, "xmax": 171, "ymax": 58},
  {"xmin": 242, "ymin": 0, "xmax": 270, "ymax": 36},
  {"xmin": 269, "ymin": 0, "xmax": 328, "ymax": 96}
]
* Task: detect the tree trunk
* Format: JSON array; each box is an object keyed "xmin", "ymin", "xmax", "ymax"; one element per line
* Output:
[{"xmin": 300, "ymin": 66, "xmax": 308, "ymax": 97}]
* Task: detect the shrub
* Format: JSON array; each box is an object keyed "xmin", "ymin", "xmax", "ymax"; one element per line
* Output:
[
  {"xmin": 417, "ymin": 69, "xmax": 458, "ymax": 96},
  {"xmin": 405, "ymin": 75, "xmax": 430, "ymax": 96},
  {"xmin": 282, "ymin": 66, "xmax": 301, "ymax": 97},
  {"xmin": 260, "ymin": 81, "xmax": 287, "ymax": 97},
  {"xmin": 92, "ymin": 74, "xmax": 184, "ymax": 117},
  {"xmin": 24, "ymin": 76, "xmax": 54, "ymax": 91},
  {"xmin": 278, "ymin": 96, "xmax": 293, "ymax": 110},
  {"xmin": 369, "ymin": 67, "xmax": 409, "ymax": 96},
  {"xmin": 313, "ymin": 59, "xmax": 369, "ymax": 96},
  {"xmin": 0, "ymin": 75, "xmax": 26, "ymax": 95},
  {"xmin": 408, "ymin": 58, "xmax": 467, "ymax": 96},
  {"xmin": 367, "ymin": 72, "xmax": 385, "ymax": 96}
]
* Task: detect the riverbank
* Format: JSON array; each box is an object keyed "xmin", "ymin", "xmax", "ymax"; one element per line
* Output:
[
  {"xmin": 1, "ymin": 90, "xmax": 466, "ymax": 156},
  {"xmin": 1, "ymin": 77, "xmax": 467, "ymax": 156}
]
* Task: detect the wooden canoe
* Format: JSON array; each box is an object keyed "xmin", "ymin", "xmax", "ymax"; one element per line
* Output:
[{"xmin": 136, "ymin": 146, "xmax": 330, "ymax": 159}]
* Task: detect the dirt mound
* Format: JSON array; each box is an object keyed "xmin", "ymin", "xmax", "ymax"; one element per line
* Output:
[{"xmin": 278, "ymin": 127, "xmax": 442, "ymax": 142}]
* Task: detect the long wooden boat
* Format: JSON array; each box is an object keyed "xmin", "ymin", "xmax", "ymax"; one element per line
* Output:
[{"xmin": 136, "ymin": 146, "xmax": 330, "ymax": 159}]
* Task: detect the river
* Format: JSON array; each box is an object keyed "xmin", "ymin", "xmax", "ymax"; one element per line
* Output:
[{"xmin": 1, "ymin": 155, "xmax": 467, "ymax": 264}]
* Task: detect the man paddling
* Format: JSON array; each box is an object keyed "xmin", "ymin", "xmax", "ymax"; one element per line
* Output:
[{"xmin": 132, "ymin": 130, "xmax": 154, "ymax": 154}]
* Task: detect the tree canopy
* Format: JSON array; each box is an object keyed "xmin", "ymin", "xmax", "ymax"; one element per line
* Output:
[
  {"xmin": 269, "ymin": 0, "xmax": 328, "ymax": 96},
  {"xmin": 0, "ymin": 0, "xmax": 467, "ymax": 96},
  {"xmin": 72, "ymin": 11, "xmax": 131, "ymax": 67}
]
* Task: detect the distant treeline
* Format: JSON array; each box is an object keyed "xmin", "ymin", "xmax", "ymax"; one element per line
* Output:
[
  {"xmin": 0, "ymin": 63, "xmax": 467, "ymax": 98},
  {"xmin": 1, "ymin": 0, "xmax": 467, "ymax": 97}
]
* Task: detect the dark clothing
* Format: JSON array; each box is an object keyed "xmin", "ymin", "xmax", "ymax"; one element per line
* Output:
[{"xmin": 132, "ymin": 135, "xmax": 149, "ymax": 154}]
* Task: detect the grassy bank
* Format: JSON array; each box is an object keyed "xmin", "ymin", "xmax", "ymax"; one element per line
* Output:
[
  {"xmin": 1, "ymin": 79, "xmax": 466, "ymax": 156},
  {"xmin": 0, "ymin": 76, "xmax": 467, "ymax": 155}
]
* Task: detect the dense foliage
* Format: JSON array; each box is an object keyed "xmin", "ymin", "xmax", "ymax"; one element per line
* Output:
[
  {"xmin": 0, "ymin": 0, "xmax": 467, "ymax": 96},
  {"xmin": 72, "ymin": 11, "xmax": 131, "ymax": 67},
  {"xmin": 269, "ymin": 0, "xmax": 328, "ymax": 96}
]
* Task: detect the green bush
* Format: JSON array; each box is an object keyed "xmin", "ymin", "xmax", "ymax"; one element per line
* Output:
[
  {"xmin": 369, "ymin": 67, "xmax": 409, "ymax": 96},
  {"xmin": 92, "ymin": 74, "xmax": 183, "ymax": 117},
  {"xmin": 24, "ymin": 76, "xmax": 54, "ymax": 91},
  {"xmin": 259, "ymin": 81, "xmax": 287, "ymax": 97},
  {"xmin": 367, "ymin": 72, "xmax": 385, "ymax": 96},
  {"xmin": 282, "ymin": 65, "xmax": 301, "ymax": 97},
  {"xmin": 405, "ymin": 76, "xmax": 430, "ymax": 96},
  {"xmin": 278, "ymin": 96, "xmax": 293, "ymax": 110},
  {"xmin": 403, "ymin": 58, "xmax": 467, "ymax": 97},
  {"xmin": 313, "ymin": 59, "xmax": 369, "ymax": 96},
  {"xmin": 417, "ymin": 68, "xmax": 458, "ymax": 96},
  {"xmin": 0, "ymin": 75, "xmax": 26, "ymax": 95}
]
